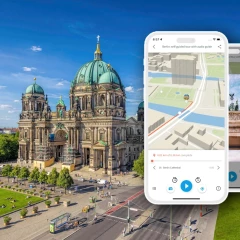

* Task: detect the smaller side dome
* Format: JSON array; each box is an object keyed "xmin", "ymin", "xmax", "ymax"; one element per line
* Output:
[
  {"xmin": 57, "ymin": 96, "xmax": 65, "ymax": 106},
  {"xmin": 99, "ymin": 71, "xmax": 120, "ymax": 85},
  {"xmin": 138, "ymin": 101, "xmax": 144, "ymax": 109},
  {"xmin": 25, "ymin": 83, "xmax": 44, "ymax": 95}
]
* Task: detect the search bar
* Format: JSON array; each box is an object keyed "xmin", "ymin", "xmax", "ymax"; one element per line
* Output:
[{"xmin": 229, "ymin": 49, "xmax": 240, "ymax": 54}]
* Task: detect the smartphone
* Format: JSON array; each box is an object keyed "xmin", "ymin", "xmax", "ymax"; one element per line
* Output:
[
  {"xmin": 229, "ymin": 44, "xmax": 240, "ymax": 192},
  {"xmin": 144, "ymin": 32, "xmax": 229, "ymax": 204}
]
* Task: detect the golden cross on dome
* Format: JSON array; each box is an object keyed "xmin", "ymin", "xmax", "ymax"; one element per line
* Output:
[
  {"xmin": 97, "ymin": 35, "xmax": 100, "ymax": 43},
  {"xmin": 33, "ymin": 77, "xmax": 36, "ymax": 81}
]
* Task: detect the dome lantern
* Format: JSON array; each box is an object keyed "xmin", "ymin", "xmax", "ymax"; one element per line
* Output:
[
  {"xmin": 25, "ymin": 77, "xmax": 44, "ymax": 95},
  {"xmin": 94, "ymin": 35, "xmax": 102, "ymax": 60}
]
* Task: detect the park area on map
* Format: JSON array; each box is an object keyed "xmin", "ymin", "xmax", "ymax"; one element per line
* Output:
[{"xmin": 147, "ymin": 52, "xmax": 225, "ymax": 151}]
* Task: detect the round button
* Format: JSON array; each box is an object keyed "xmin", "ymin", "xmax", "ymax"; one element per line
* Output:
[
  {"xmin": 229, "ymin": 171, "xmax": 237, "ymax": 182},
  {"xmin": 172, "ymin": 177, "xmax": 178, "ymax": 183},
  {"xmin": 180, "ymin": 180, "xmax": 192, "ymax": 192},
  {"xmin": 216, "ymin": 186, "xmax": 221, "ymax": 191},
  {"xmin": 198, "ymin": 185, "xmax": 207, "ymax": 193},
  {"xmin": 167, "ymin": 186, "xmax": 175, "ymax": 193}
]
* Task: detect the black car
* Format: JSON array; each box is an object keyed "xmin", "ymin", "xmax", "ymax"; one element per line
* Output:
[{"xmin": 89, "ymin": 179, "xmax": 97, "ymax": 183}]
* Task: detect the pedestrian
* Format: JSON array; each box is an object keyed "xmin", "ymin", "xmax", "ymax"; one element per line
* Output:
[
  {"xmin": 130, "ymin": 224, "xmax": 134, "ymax": 233},
  {"xmin": 189, "ymin": 225, "xmax": 192, "ymax": 232},
  {"xmin": 122, "ymin": 227, "xmax": 126, "ymax": 237},
  {"xmin": 205, "ymin": 206, "xmax": 208, "ymax": 212}
]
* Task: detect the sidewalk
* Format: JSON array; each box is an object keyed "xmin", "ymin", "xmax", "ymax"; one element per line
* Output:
[{"xmin": 178, "ymin": 204, "xmax": 219, "ymax": 240}]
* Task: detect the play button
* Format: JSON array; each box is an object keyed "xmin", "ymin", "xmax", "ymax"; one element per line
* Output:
[
  {"xmin": 180, "ymin": 180, "xmax": 192, "ymax": 192},
  {"xmin": 229, "ymin": 171, "xmax": 237, "ymax": 182}
]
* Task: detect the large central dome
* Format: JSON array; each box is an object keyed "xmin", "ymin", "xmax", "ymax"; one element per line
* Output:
[{"xmin": 71, "ymin": 39, "xmax": 123, "ymax": 88}]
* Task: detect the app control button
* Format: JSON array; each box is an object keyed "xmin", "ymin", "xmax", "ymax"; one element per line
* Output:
[
  {"xmin": 195, "ymin": 177, "xmax": 201, "ymax": 183},
  {"xmin": 172, "ymin": 177, "xmax": 178, "ymax": 183},
  {"xmin": 167, "ymin": 186, "xmax": 175, "ymax": 193},
  {"xmin": 198, "ymin": 185, "xmax": 207, "ymax": 193},
  {"xmin": 180, "ymin": 180, "xmax": 192, "ymax": 193},
  {"xmin": 216, "ymin": 186, "xmax": 221, "ymax": 191},
  {"xmin": 229, "ymin": 171, "xmax": 237, "ymax": 182}
]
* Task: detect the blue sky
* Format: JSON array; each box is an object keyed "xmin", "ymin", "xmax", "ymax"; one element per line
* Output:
[{"xmin": 0, "ymin": 0, "xmax": 239, "ymax": 127}]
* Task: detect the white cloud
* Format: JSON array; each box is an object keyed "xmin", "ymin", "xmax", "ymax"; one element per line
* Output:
[
  {"xmin": 0, "ymin": 86, "xmax": 6, "ymax": 89},
  {"xmin": 56, "ymin": 80, "xmax": 70, "ymax": 87},
  {"xmin": 14, "ymin": 100, "xmax": 20, "ymax": 102},
  {"xmin": 31, "ymin": 46, "xmax": 42, "ymax": 52},
  {"xmin": 0, "ymin": 104, "xmax": 12, "ymax": 110},
  {"xmin": 137, "ymin": 88, "xmax": 143, "ymax": 91},
  {"xmin": 8, "ymin": 110, "xmax": 15, "ymax": 113},
  {"xmin": 125, "ymin": 86, "xmax": 134, "ymax": 92},
  {"xmin": 56, "ymin": 82, "xmax": 64, "ymax": 86},
  {"xmin": 22, "ymin": 67, "xmax": 37, "ymax": 72}
]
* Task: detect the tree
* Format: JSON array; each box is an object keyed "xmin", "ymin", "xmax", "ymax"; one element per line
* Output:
[
  {"xmin": 0, "ymin": 134, "xmax": 19, "ymax": 161},
  {"xmin": 133, "ymin": 150, "xmax": 144, "ymax": 177},
  {"xmin": 47, "ymin": 168, "xmax": 59, "ymax": 191},
  {"xmin": 29, "ymin": 167, "xmax": 40, "ymax": 183},
  {"xmin": 10, "ymin": 165, "xmax": 21, "ymax": 183},
  {"xmin": 1, "ymin": 164, "xmax": 13, "ymax": 182},
  {"xmin": 19, "ymin": 167, "xmax": 30, "ymax": 185},
  {"xmin": 57, "ymin": 168, "xmax": 74, "ymax": 194},
  {"xmin": 38, "ymin": 169, "xmax": 48, "ymax": 187}
]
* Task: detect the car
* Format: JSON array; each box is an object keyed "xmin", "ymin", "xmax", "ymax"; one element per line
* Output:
[
  {"xmin": 78, "ymin": 178, "xmax": 85, "ymax": 182},
  {"xmin": 97, "ymin": 179, "xmax": 108, "ymax": 185},
  {"xmin": 89, "ymin": 179, "xmax": 97, "ymax": 183}
]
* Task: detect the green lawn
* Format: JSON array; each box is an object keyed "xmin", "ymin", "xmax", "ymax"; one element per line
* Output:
[
  {"xmin": 149, "ymin": 77, "xmax": 168, "ymax": 84},
  {"xmin": 149, "ymin": 86, "xmax": 195, "ymax": 108},
  {"xmin": 207, "ymin": 65, "xmax": 225, "ymax": 78},
  {"xmin": 229, "ymin": 62, "xmax": 240, "ymax": 74},
  {"xmin": 214, "ymin": 193, "xmax": 240, "ymax": 240},
  {"xmin": 212, "ymin": 129, "xmax": 224, "ymax": 138},
  {"xmin": 205, "ymin": 53, "xmax": 224, "ymax": 64},
  {"xmin": 0, "ymin": 188, "xmax": 42, "ymax": 216}
]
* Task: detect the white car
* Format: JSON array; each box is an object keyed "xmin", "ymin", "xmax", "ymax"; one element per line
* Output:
[
  {"xmin": 97, "ymin": 179, "xmax": 108, "ymax": 185},
  {"xmin": 78, "ymin": 178, "xmax": 85, "ymax": 182}
]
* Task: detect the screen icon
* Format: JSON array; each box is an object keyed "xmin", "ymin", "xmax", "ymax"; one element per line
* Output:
[{"xmin": 229, "ymin": 171, "xmax": 237, "ymax": 182}]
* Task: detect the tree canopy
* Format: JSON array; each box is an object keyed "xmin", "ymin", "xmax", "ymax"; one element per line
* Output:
[
  {"xmin": 38, "ymin": 169, "xmax": 48, "ymax": 185},
  {"xmin": 57, "ymin": 168, "xmax": 74, "ymax": 194},
  {"xmin": 133, "ymin": 150, "xmax": 144, "ymax": 177},
  {"xmin": 0, "ymin": 133, "xmax": 19, "ymax": 161},
  {"xmin": 28, "ymin": 167, "xmax": 40, "ymax": 182},
  {"xmin": 47, "ymin": 168, "xmax": 59, "ymax": 190}
]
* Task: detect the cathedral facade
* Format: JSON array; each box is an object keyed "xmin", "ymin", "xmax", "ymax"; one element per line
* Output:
[{"xmin": 17, "ymin": 38, "xmax": 144, "ymax": 175}]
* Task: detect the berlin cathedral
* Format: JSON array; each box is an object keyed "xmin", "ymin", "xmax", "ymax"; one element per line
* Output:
[{"xmin": 17, "ymin": 37, "xmax": 144, "ymax": 175}]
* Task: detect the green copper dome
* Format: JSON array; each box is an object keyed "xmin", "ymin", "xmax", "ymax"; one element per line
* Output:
[
  {"xmin": 25, "ymin": 82, "xmax": 44, "ymax": 95},
  {"xmin": 98, "ymin": 71, "xmax": 120, "ymax": 85},
  {"xmin": 57, "ymin": 96, "xmax": 65, "ymax": 106},
  {"xmin": 72, "ymin": 60, "xmax": 122, "ymax": 86},
  {"xmin": 138, "ymin": 101, "xmax": 144, "ymax": 109}
]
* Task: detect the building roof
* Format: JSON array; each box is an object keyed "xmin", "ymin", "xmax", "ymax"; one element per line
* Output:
[
  {"xmin": 25, "ymin": 78, "xmax": 44, "ymax": 95},
  {"xmin": 138, "ymin": 101, "xmax": 144, "ymax": 109},
  {"xmin": 57, "ymin": 96, "xmax": 65, "ymax": 106}
]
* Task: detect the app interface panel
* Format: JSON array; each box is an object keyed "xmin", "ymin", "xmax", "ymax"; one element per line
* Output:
[
  {"xmin": 229, "ymin": 46, "xmax": 240, "ymax": 189},
  {"xmin": 145, "ymin": 34, "xmax": 228, "ymax": 204}
]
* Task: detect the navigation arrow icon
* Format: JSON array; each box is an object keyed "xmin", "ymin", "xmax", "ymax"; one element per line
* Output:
[
  {"xmin": 217, "ymin": 166, "xmax": 220, "ymax": 170},
  {"xmin": 153, "ymin": 45, "xmax": 155, "ymax": 49},
  {"xmin": 153, "ymin": 166, "xmax": 156, "ymax": 170}
]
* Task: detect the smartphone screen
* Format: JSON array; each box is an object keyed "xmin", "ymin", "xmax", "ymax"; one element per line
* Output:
[
  {"xmin": 144, "ymin": 32, "xmax": 228, "ymax": 204},
  {"xmin": 229, "ymin": 44, "xmax": 240, "ymax": 191}
]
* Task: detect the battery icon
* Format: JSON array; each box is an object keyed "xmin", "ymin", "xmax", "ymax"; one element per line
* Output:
[{"xmin": 217, "ymin": 38, "xmax": 220, "ymax": 41}]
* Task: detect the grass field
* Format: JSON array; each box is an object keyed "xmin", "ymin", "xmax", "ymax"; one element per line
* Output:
[
  {"xmin": 214, "ymin": 193, "xmax": 240, "ymax": 240},
  {"xmin": 207, "ymin": 65, "xmax": 225, "ymax": 78},
  {"xmin": 149, "ymin": 86, "xmax": 195, "ymax": 108},
  {"xmin": 212, "ymin": 129, "xmax": 224, "ymax": 138},
  {"xmin": 149, "ymin": 77, "xmax": 168, "ymax": 84},
  {"xmin": 0, "ymin": 188, "xmax": 42, "ymax": 216},
  {"xmin": 205, "ymin": 53, "xmax": 224, "ymax": 64},
  {"xmin": 229, "ymin": 62, "xmax": 240, "ymax": 74}
]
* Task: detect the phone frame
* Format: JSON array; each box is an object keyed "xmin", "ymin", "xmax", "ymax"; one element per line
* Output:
[
  {"xmin": 144, "ymin": 31, "xmax": 229, "ymax": 205},
  {"xmin": 229, "ymin": 43, "xmax": 240, "ymax": 192}
]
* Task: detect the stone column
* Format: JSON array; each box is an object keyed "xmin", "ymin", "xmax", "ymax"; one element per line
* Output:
[
  {"xmin": 76, "ymin": 128, "xmax": 79, "ymax": 152},
  {"xmin": 95, "ymin": 127, "xmax": 98, "ymax": 142},
  {"xmin": 39, "ymin": 128, "xmax": 42, "ymax": 144},
  {"xmin": 71, "ymin": 128, "xmax": 74, "ymax": 147},
  {"xmin": 74, "ymin": 128, "xmax": 76, "ymax": 149},
  {"xmin": 29, "ymin": 128, "xmax": 33, "ymax": 160},
  {"xmin": 68, "ymin": 128, "xmax": 71, "ymax": 145},
  {"xmin": 25, "ymin": 145, "xmax": 27, "ymax": 160}
]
